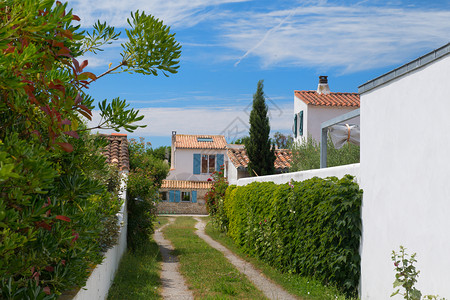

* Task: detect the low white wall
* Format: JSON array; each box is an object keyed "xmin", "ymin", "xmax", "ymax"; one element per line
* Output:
[
  {"xmin": 237, "ymin": 163, "xmax": 360, "ymax": 186},
  {"xmin": 72, "ymin": 174, "xmax": 128, "ymax": 300}
]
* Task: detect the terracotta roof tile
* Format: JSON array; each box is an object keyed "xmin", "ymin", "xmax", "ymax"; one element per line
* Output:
[
  {"xmin": 295, "ymin": 90, "xmax": 360, "ymax": 107},
  {"xmin": 174, "ymin": 134, "xmax": 227, "ymax": 149},
  {"xmin": 161, "ymin": 180, "xmax": 213, "ymax": 190},
  {"xmin": 101, "ymin": 134, "xmax": 129, "ymax": 171},
  {"xmin": 227, "ymin": 147, "xmax": 292, "ymax": 170}
]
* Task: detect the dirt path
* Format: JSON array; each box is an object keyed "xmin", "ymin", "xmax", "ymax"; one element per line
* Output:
[
  {"xmin": 154, "ymin": 218, "xmax": 194, "ymax": 300},
  {"xmin": 193, "ymin": 217, "xmax": 298, "ymax": 300}
]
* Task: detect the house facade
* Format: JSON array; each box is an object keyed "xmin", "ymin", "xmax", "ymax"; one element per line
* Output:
[
  {"xmin": 293, "ymin": 76, "xmax": 360, "ymax": 143},
  {"xmin": 157, "ymin": 132, "xmax": 228, "ymax": 214}
]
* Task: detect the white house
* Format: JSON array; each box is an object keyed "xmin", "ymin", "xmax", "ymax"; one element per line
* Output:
[
  {"xmin": 157, "ymin": 132, "xmax": 228, "ymax": 214},
  {"xmin": 359, "ymin": 43, "xmax": 450, "ymax": 299},
  {"xmin": 293, "ymin": 76, "xmax": 360, "ymax": 143}
]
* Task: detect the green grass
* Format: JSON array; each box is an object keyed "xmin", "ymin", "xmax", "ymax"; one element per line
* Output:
[
  {"xmin": 163, "ymin": 216, "xmax": 266, "ymax": 299},
  {"xmin": 205, "ymin": 221, "xmax": 356, "ymax": 300},
  {"xmin": 107, "ymin": 223, "xmax": 163, "ymax": 299}
]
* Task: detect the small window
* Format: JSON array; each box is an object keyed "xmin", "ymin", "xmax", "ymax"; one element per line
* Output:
[
  {"xmin": 181, "ymin": 192, "xmax": 191, "ymax": 202},
  {"xmin": 197, "ymin": 137, "xmax": 213, "ymax": 142},
  {"xmin": 160, "ymin": 192, "xmax": 168, "ymax": 202}
]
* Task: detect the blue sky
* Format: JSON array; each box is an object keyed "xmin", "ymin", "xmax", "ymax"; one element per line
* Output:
[{"xmin": 67, "ymin": 0, "xmax": 450, "ymax": 148}]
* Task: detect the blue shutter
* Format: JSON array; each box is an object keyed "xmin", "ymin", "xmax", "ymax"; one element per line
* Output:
[
  {"xmin": 169, "ymin": 190, "xmax": 174, "ymax": 202},
  {"xmin": 175, "ymin": 190, "xmax": 181, "ymax": 203},
  {"xmin": 216, "ymin": 154, "xmax": 224, "ymax": 172},
  {"xmin": 293, "ymin": 114, "xmax": 298, "ymax": 137},
  {"xmin": 193, "ymin": 154, "xmax": 201, "ymax": 174},
  {"xmin": 192, "ymin": 191, "xmax": 197, "ymax": 203},
  {"xmin": 299, "ymin": 111, "xmax": 304, "ymax": 136}
]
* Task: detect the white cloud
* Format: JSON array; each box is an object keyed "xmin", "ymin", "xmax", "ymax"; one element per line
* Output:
[
  {"xmin": 87, "ymin": 103, "xmax": 293, "ymax": 140},
  {"xmin": 221, "ymin": 4, "xmax": 450, "ymax": 72},
  {"xmin": 68, "ymin": 0, "xmax": 248, "ymax": 28}
]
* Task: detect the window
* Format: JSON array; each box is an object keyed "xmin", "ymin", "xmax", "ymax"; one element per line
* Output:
[
  {"xmin": 160, "ymin": 192, "xmax": 168, "ymax": 202},
  {"xmin": 181, "ymin": 191, "xmax": 191, "ymax": 202},
  {"xmin": 197, "ymin": 137, "xmax": 213, "ymax": 142},
  {"xmin": 201, "ymin": 154, "xmax": 215, "ymax": 174}
]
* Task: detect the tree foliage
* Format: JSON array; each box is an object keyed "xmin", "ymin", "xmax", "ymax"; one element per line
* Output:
[
  {"xmin": 0, "ymin": 0, "xmax": 181, "ymax": 298},
  {"xmin": 273, "ymin": 131, "xmax": 293, "ymax": 149},
  {"xmin": 246, "ymin": 80, "xmax": 276, "ymax": 176},
  {"xmin": 127, "ymin": 139, "xmax": 169, "ymax": 251}
]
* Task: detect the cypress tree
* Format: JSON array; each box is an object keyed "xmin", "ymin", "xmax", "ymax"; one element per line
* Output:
[{"xmin": 247, "ymin": 80, "xmax": 276, "ymax": 176}]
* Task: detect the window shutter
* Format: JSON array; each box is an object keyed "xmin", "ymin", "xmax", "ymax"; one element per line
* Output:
[
  {"xmin": 169, "ymin": 190, "xmax": 174, "ymax": 202},
  {"xmin": 216, "ymin": 154, "xmax": 224, "ymax": 172},
  {"xmin": 299, "ymin": 111, "xmax": 304, "ymax": 136},
  {"xmin": 192, "ymin": 190, "xmax": 197, "ymax": 203},
  {"xmin": 175, "ymin": 190, "xmax": 181, "ymax": 203},
  {"xmin": 193, "ymin": 154, "xmax": 201, "ymax": 174},
  {"xmin": 293, "ymin": 114, "xmax": 298, "ymax": 137}
]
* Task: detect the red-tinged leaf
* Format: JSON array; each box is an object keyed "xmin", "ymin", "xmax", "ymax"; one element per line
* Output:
[
  {"xmin": 49, "ymin": 82, "xmax": 65, "ymax": 93},
  {"xmin": 56, "ymin": 1, "xmax": 61, "ymax": 5},
  {"xmin": 57, "ymin": 142, "xmax": 73, "ymax": 153},
  {"xmin": 75, "ymin": 93, "xmax": 82, "ymax": 105},
  {"xmin": 72, "ymin": 14, "xmax": 80, "ymax": 21},
  {"xmin": 40, "ymin": 105, "xmax": 51, "ymax": 116},
  {"xmin": 35, "ymin": 221, "xmax": 52, "ymax": 231},
  {"xmin": 63, "ymin": 130, "xmax": 79, "ymax": 139},
  {"xmin": 73, "ymin": 58, "xmax": 80, "ymax": 73},
  {"xmin": 61, "ymin": 119, "xmax": 71, "ymax": 125},
  {"xmin": 57, "ymin": 47, "xmax": 71, "ymax": 57},
  {"xmin": 78, "ymin": 109, "xmax": 92, "ymax": 120},
  {"xmin": 45, "ymin": 266, "xmax": 54, "ymax": 272},
  {"xmin": 43, "ymin": 286, "xmax": 51, "ymax": 295},
  {"xmin": 78, "ymin": 104, "xmax": 92, "ymax": 115},
  {"xmin": 61, "ymin": 259, "xmax": 66, "ymax": 266},
  {"xmin": 80, "ymin": 60, "xmax": 88, "ymax": 71},
  {"xmin": 71, "ymin": 231, "xmax": 79, "ymax": 244},
  {"xmin": 56, "ymin": 215, "xmax": 71, "ymax": 222},
  {"xmin": 61, "ymin": 29, "xmax": 73, "ymax": 39},
  {"xmin": 78, "ymin": 72, "xmax": 97, "ymax": 81}
]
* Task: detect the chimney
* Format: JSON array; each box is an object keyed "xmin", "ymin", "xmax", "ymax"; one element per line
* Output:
[{"xmin": 317, "ymin": 75, "xmax": 330, "ymax": 95}]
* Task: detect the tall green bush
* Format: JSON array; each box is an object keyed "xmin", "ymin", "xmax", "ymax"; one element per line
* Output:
[
  {"xmin": 223, "ymin": 175, "xmax": 362, "ymax": 297},
  {"xmin": 127, "ymin": 138, "xmax": 169, "ymax": 251}
]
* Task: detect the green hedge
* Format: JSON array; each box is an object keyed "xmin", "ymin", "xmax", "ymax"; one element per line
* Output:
[{"xmin": 224, "ymin": 175, "xmax": 362, "ymax": 297}]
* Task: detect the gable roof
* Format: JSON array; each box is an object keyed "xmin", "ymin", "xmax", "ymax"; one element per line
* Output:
[
  {"xmin": 174, "ymin": 134, "xmax": 227, "ymax": 150},
  {"xmin": 227, "ymin": 146, "xmax": 292, "ymax": 171},
  {"xmin": 160, "ymin": 180, "xmax": 213, "ymax": 190},
  {"xmin": 295, "ymin": 90, "xmax": 360, "ymax": 107},
  {"xmin": 101, "ymin": 133, "xmax": 129, "ymax": 171}
]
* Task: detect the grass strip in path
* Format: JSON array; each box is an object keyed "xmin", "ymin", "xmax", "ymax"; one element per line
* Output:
[
  {"xmin": 161, "ymin": 216, "xmax": 266, "ymax": 299},
  {"xmin": 205, "ymin": 221, "xmax": 355, "ymax": 300},
  {"xmin": 107, "ymin": 236, "xmax": 162, "ymax": 299}
]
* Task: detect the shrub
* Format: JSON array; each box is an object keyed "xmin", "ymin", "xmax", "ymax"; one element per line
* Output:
[
  {"xmin": 127, "ymin": 138, "xmax": 169, "ymax": 251},
  {"xmin": 205, "ymin": 166, "xmax": 228, "ymax": 231},
  {"xmin": 223, "ymin": 175, "xmax": 362, "ymax": 297}
]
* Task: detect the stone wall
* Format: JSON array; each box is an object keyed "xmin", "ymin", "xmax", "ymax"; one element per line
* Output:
[{"xmin": 157, "ymin": 189, "xmax": 208, "ymax": 215}]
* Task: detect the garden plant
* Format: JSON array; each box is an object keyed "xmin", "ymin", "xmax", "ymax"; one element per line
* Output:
[{"xmin": 0, "ymin": 0, "xmax": 180, "ymax": 298}]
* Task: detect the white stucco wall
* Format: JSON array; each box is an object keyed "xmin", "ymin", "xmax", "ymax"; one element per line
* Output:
[
  {"xmin": 73, "ymin": 173, "xmax": 128, "ymax": 300},
  {"xmin": 293, "ymin": 95, "xmax": 309, "ymax": 143},
  {"xmin": 167, "ymin": 148, "xmax": 228, "ymax": 181},
  {"xmin": 237, "ymin": 163, "xmax": 359, "ymax": 186},
  {"xmin": 360, "ymin": 54, "xmax": 450, "ymax": 299},
  {"xmin": 307, "ymin": 105, "xmax": 360, "ymax": 142}
]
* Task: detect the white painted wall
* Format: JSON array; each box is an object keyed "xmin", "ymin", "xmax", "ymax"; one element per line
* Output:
[
  {"xmin": 237, "ymin": 163, "xmax": 359, "ymax": 186},
  {"xmin": 307, "ymin": 105, "xmax": 359, "ymax": 142},
  {"xmin": 360, "ymin": 54, "xmax": 450, "ymax": 299},
  {"xmin": 167, "ymin": 148, "xmax": 228, "ymax": 181},
  {"xmin": 293, "ymin": 95, "xmax": 309, "ymax": 143},
  {"xmin": 228, "ymin": 162, "xmax": 239, "ymax": 185},
  {"xmin": 73, "ymin": 173, "xmax": 128, "ymax": 300}
]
